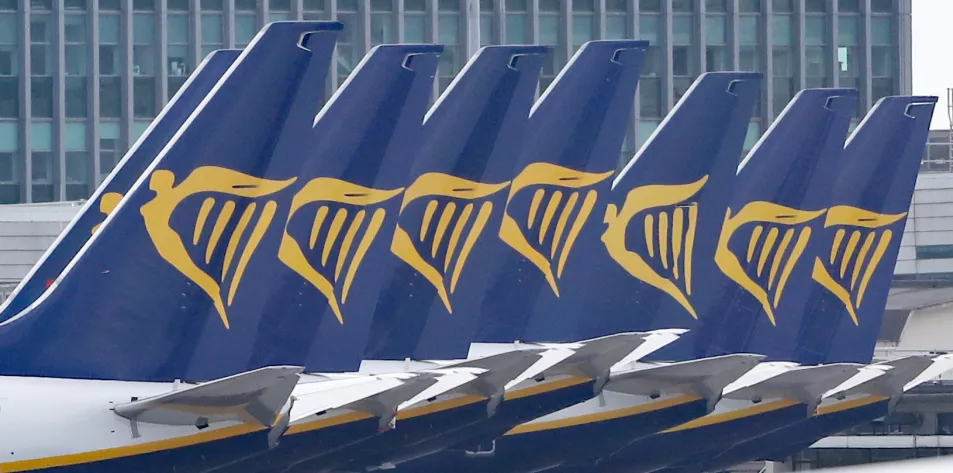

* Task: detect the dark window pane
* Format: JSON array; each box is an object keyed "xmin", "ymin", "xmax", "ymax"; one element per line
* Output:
[
  {"xmin": 133, "ymin": 77, "xmax": 156, "ymax": 117},
  {"xmin": 201, "ymin": 0, "xmax": 223, "ymax": 9},
  {"xmin": 706, "ymin": 46, "xmax": 729, "ymax": 71},
  {"xmin": 805, "ymin": 0, "xmax": 827, "ymax": 12},
  {"xmin": 838, "ymin": 0, "xmax": 860, "ymax": 12},
  {"xmin": 31, "ymin": 0, "xmax": 52, "ymax": 9},
  {"xmin": 606, "ymin": 0, "xmax": 626, "ymax": 12},
  {"xmin": 773, "ymin": 77, "xmax": 796, "ymax": 114},
  {"xmin": 772, "ymin": 0, "xmax": 794, "ymax": 12},
  {"xmin": 235, "ymin": 0, "xmax": 257, "ymax": 10},
  {"xmin": 739, "ymin": 0, "xmax": 761, "ymax": 12},
  {"xmin": 639, "ymin": 77, "xmax": 662, "ymax": 117},
  {"xmin": 167, "ymin": 0, "xmax": 189, "ymax": 10},
  {"xmin": 0, "ymin": 0, "xmax": 18, "ymax": 10},
  {"xmin": 66, "ymin": 77, "xmax": 87, "ymax": 118},
  {"xmin": 0, "ymin": 77, "xmax": 17, "ymax": 117},
  {"xmin": 872, "ymin": 77, "xmax": 894, "ymax": 102},
  {"xmin": 640, "ymin": 0, "xmax": 661, "ymax": 12},
  {"xmin": 133, "ymin": 0, "xmax": 155, "ymax": 10},
  {"xmin": 706, "ymin": 0, "xmax": 727, "ymax": 12},
  {"xmin": 168, "ymin": 76, "xmax": 187, "ymax": 99},
  {"xmin": 100, "ymin": 77, "xmax": 122, "ymax": 118},
  {"xmin": 30, "ymin": 77, "xmax": 53, "ymax": 117},
  {"xmin": 304, "ymin": 0, "xmax": 326, "ymax": 10},
  {"xmin": 871, "ymin": 0, "xmax": 893, "ymax": 13},
  {"xmin": 100, "ymin": 0, "xmax": 121, "ymax": 10},
  {"xmin": 66, "ymin": 151, "xmax": 89, "ymax": 200},
  {"xmin": 269, "ymin": 0, "xmax": 292, "ymax": 10},
  {"xmin": 672, "ymin": 0, "xmax": 694, "ymax": 12},
  {"xmin": 30, "ymin": 45, "xmax": 49, "ymax": 75},
  {"xmin": 674, "ymin": 77, "xmax": 692, "ymax": 103}
]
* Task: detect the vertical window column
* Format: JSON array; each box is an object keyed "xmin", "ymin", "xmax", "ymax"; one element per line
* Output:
[
  {"xmin": 478, "ymin": 0, "xmax": 495, "ymax": 46},
  {"xmin": 604, "ymin": 0, "xmax": 627, "ymax": 40},
  {"xmin": 98, "ymin": 120, "xmax": 120, "ymax": 181},
  {"xmin": 671, "ymin": 0, "xmax": 696, "ymax": 102},
  {"xmin": 0, "ymin": 121, "xmax": 18, "ymax": 203},
  {"xmin": 772, "ymin": 0, "xmax": 796, "ymax": 115},
  {"xmin": 637, "ymin": 6, "xmax": 663, "ymax": 139},
  {"xmin": 64, "ymin": 11, "xmax": 87, "ymax": 119},
  {"xmin": 804, "ymin": 0, "xmax": 831, "ymax": 88},
  {"xmin": 503, "ymin": 0, "xmax": 528, "ymax": 44},
  {"xmin": 436, "ymin": 0, "xmax": 461, "ymax": 94},
  {"xmin": 838, "ymin": 0, "xmax": 863, "ymax": 116},
  {"xmin": 870, "ymin": 3, "xmax": 896, "ymax": 103},
  {"xmin": 64, "ymin": 121, "xmax": 88, "ymax": 200},
  {"xmin": 30, "ymin": 121, "xmax": 53, "ymax": 202},
  {"xmin": 302, "ymin": 0, "xmax": 326, "ymax": 21},
  {"xmin": 132, "ymin": 9, "xmax": 157, "ymax": 119},
  {"xmin": 0, "ymin": 9, "xmax": 19, "ymax": 118},
  {"xmin": 268, "ymin": 0, "xmax": 293, "ymax": 22},
  {"xmin": 334, "ymin": 0, "xmax": 361, "ymax": 86},
  {"xmin": 403, "ymin": 0, "xmax": 428, "ymax": 43},
  {"xmin": 30, "ymin": 9, "xmax": 53, "ymax": 119},
  {"xmin": 705, "ymin": 0, "xmax": 729, "ymax": 71},
  {"xmin": 538, "ymin": 0, "xmax": 563, "ymax": 94},
  {"xmin": 201, "ymin": 1, "xmax": 224, "ymax": 61},
  {"xmin": 166, "ymin": 10, "xmax": 190, "ymax": 98},
  {"xmin": 370, "ymin": 0, "xmax": 396, "ymax": 47},
  {"xmin": 98, "ymin": 7, "xmax": 122, "ymax": 119},
  {"xmin": 234, "ymin": 0, "xmax": 258, "ymax": 48}
]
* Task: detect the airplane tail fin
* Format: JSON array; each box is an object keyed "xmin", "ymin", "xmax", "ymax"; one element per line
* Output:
[
  {"xmin": 362, "ymin": 46, "xmax": 547, "ymax": 363},
  {"xmin": 0, "ymin": 22, "xmax": 342, "ymax": 382},
  {"xmin": 794, "ymin": 96, "xmax": 935, "ymax": 364},
  {"xmin": 223, "ymin": 44, "xmax": 442, "ymax": 374},
  {"xmin": 680, "ymin": 89, "xmax": 858, "ymax": 362},
  {"xmin": 569, "ymin": 72, "xmax": 762, "ymax": 342},
  {"xmin": 475, "ymin": 40, "xmax": 648, "ymax": 344},
  {"xmin": 0, "ymin": 49, "xmax": 241, "ymax": 322}
]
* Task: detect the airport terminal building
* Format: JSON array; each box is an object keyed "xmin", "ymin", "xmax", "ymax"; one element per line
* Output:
[
  {"xmin": 0, "ymin": 0, "xmax": 910, "ymax": 204},
  {"xmin": 2, "ymin": 1, "xmax": 949, "ymax": 472}
]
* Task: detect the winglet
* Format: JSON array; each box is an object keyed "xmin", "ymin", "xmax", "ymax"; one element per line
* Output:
[{"xmin": 114, "ymin": 366, "xmax": 303, "ymax": 428}]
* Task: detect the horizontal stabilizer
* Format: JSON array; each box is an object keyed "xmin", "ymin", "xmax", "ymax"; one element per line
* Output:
[
  {"xmin": 348, "ymin": 373, "xmax": 442, "ymax": 429},
  {"xmin": 547, "ymin": 333, "xmax": 654, "ymax": 379},
  {"xmin": 725, "ymin": 363, "xmax": 862, "ymax": 410},
  {"xmin": 398, "ymin": 369, "xmax": 485, "ymax": 411},
  {"xmin": 608, "ymin": 354, "xmax": 765, "ymax": 404},
  {"xmin": 905, "ymin": 354, "xmax": 953, "ymax": 392},
  {"xmin": 114, "ymin": 366, "xmax": 303, "ymax": 428},
  {"xmin": 439, "ymin": 349, "xmax": 545, "ymax": 399},
  {"xmin": 290, "ymin": 374, "xmax": 414, "ymax": 424},
  {"xmin": 612, "ymin": 329, "xmax": 688, "ymax": 369}
]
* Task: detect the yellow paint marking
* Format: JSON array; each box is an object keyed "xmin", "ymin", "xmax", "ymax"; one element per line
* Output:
[
  {"xmin": 851, "ymin": 231, "xmax": 875, "ymax": 290},
  {"xmin": 221, "ymin": 203, "xmax": 256, "ymax": 285},
  {"xmin": 505, "ymin": 395, "xmax": 704, "ymax": 435},
  {"xmin": 193, "ymin": 197, "xmax": 216, "ymax": 245},
  {"xmin": 528, "ymin": 188, "xmax": 545, "ymax": 229},
  {"xmin": 768, "ymin": 228, "xmax": 794, "ymax": 290},
  {"xmin": 504, "ymin": 376, "xmax": 591, "ymax": 401},
  {"xmin": 397, "ymin": 395, "xmax": 488, "ymax": 420},
  {"xmin": 538, "ymin": 191, "xmax": 563, "ymax": 245},
  {"xmin": 322, "ymin": 208, "xmax": 348, "ymax": 266},
  {"xmin": 432, "ymin": 202, "xmax": 457, "ymax": 259},
  {"xmin": 420, "ymin": 200, "xmax": 438, "ymax": 242},
  {"xmin": 309, "ymin": 206, "xmax": 329, "ymax": 250},
  {"xmin": 551, "ymin": 192, "xmax": 578, "ymax": 258},
  {"xmin": 445, "ymin": 203, "xmax": 473, "ymax": 272},
  {"xmin": 335, "ymin": 210, "xmax": 366, "ymax": 281},
  {"xmin": 663, "ymin": 399, "xmax": 800, "ymax": 433},
  {"xmin": 205, "ymin": 201, "xmax": 235, "ymax": 264}
]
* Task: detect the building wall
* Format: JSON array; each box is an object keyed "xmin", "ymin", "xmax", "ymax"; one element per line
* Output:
[{"xmin": 0, "ymin": 0, "xmax": 910, "ymax": 203}]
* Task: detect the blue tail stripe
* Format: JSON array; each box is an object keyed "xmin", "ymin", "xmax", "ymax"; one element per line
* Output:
[
  {"xmin": 0, "ymin": 22, "xmax": 341, "ymax": 381},
  {"xmin": 0, "ymin": 50, "xmax": 240, "ymax": 323}
]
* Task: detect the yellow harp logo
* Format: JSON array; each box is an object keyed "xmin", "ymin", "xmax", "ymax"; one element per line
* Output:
[
  {"xmin": 390, "ymin": 172, "xmax": 510, "ymax": 312},
  {"xmin": 91, "ymin": 192, "xmax": 124, "ymax": 234},
  {"xmin": 811, "ymin": 206, "xmax": 905, "ymax": 325},
  {"xmin": 601, "ymin": 175, "xmax": 709, "ymax": 318},
  {"xmin": 277, "ymin": 178, "xmax": 404, "ymax": 325},
  {"xmin": 140, "ymin": 166, "xmax": 296, "ymax": 329},
  {"xmin": 498, "ymin": 162, "xmax": 613, "ymax": 296},
  {"xmin": 714, "ymin": 202, "xmax": 827, "ymax": 325}
]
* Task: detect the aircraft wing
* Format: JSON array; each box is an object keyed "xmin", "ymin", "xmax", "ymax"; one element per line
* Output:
[
  {"xmin": 113, "ymin": 365, "xmax": 302, "ymax": 428},
  {"xmin": 289, "ymin": 373, "xmax": 416, "ymax": 424},
  {"xmin": 724, "ymin": 363, "xmax": 864, "ymax": 412}
]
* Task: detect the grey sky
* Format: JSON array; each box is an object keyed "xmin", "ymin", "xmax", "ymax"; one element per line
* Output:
[{"xmin": 912, "ymin": 0, "xmax": 953, "ymax": 129}]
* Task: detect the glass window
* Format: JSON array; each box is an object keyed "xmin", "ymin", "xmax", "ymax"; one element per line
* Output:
[
  {"xmin": 31, "ymin": 151, "xmax": 52, "ymax": 180},
  {"xmin": 872, "ymin": 17, "xmax": 893, "ymax": 45},
  {"xmin": 739, "ymin": 46, "xmax": 760, "ymax": 72},
  {"xmin": 639, "ymin": 15, "xmax": 661, "ymax": 43},
  {"xmin": 672, "ymin": 0, "xmax": 693, "ymax": 12},
  {"xmin": 64, "ymin": 15, "xmax": 86, "ymax": 43},
  {"xmin": 706, "ymin": 0, "xmax": 727, "ymax": 12},
  {"xmin": 0, "ymin": 122, "xmax": 16, "ymax": 152},
  {"xmin": 168, "ymin": 15, "xmax": 189, "ymax": 43},
  {"xmin": 133, "ymin": 120, "xmax": 151, "ymax": 141},
  {"xmin": 637, "ymin": 120, "xmax": 659, "ymax": 146},
  {"xmin": 100, "ymin": 0, "xmax": 121, "ymax": 10},
  {"xmin": 707, "ymin": 16, "xmax": 727, "ymax": 44},
  {"xmin": 872, "ymin": 46, "xmax": 894, "ymax": 77},
  {"xmin": 838, "ymin": 46, "xmax": 860, "ymax": 75},
  {"xmin": 773, "ymin": 77, "xmax": 796, "ymax": 113},
  {"xmin": 66, "ymin": 45, "xmax": 87, "ymax": 76},
  {"xmin": 30, "ymin": 77, "xmax": 53, "ymax": 118},
  {"xmin": 772, "ymin": 0, "xmax": 794, "ymax": 12},
  {"xmin": 640, "ymin": 0, "xmax": 661, "ymax": 12},
  {"xmin": 31, "ymin": 44, "xmax": 51, "ymax": 75},
  {"xmin": 672, "ymin": 16, "xmax": 693, "ymax": 45},
  {"xmin": 805, "ymin": 1, "xmax": 827, "ymax": 12},
  {"xmin": 505, "ymin": 14, "xmax": 527, "ymax": 43},
  {"xmin": 706, "ymin": 46, "xmax": 729, "ymax": 71},
  {"xmin": 99, "ymin": 14, "xmax": 121, "ymax": 44},
  {"xmin": 838, "ymin": 0, "xmax": 860, "ymax": 12},
  {"xmin": 235, "ymin": 0, "xmax": 257, "ymax": 11},
  {"xmin": 606, "ymin": 15, "xmax": 626, "ymax": 40},
  {"xmin": 269, "ymin": 0, "xmax": 292, "ymax": 10},
  {"xmin": 405, "ymin": 15, "xmax": 427, "ymax": 43},
  {"xmin": 838, "ymin": 16, "xmax": 860, "ymax": 45},
  {"xmin": 370, "ymin": 12, "xmax": 396, "ymax": 45},
  {"xmin": 0, "ymin": 77, "xmax": 16, "ymax": 117},
  {"xmin": 606, "ymin": 0, "xmax": 626, "ymax": 12},
  {"xmin": 639, "ymin": 77, "xmax": 662, "ymax": 117},
  {"xmin": 871, "ymin": 0, "xmax": 893, "ymax": 13},
  {"xmin": 672, "ymin": 46, "xmax": 695, "ymax": 76},
  {"xmin": 167, "ymin": 0, "xmax": 189, "ymax": 10},
  {"xmin": 805, "ymin": 46, "xmax": 830, "ymax": 77},
  {"xmin": 133, "ymin": 14, "xmax": 155, "ymax": 44},
  {"xmin": 739, "ymin": 0, "xmax": 761, "ymax": 12},
  {"xmin": 772, "ymin": 15, "xmax": 793, "ymax": 45},
  {"xmin": 235, "ymin": 15, "xmax": 257, "ymax": 47},
  {"xmin": 202, "ymin": 0, "xmax": 223, "ymax": 8},
  {"xmin": 168, "ymin": 45, "xmax": 189, "ymax": 76},
  {"xmin": 743, "ymin": 121, "xmax": 762, "ymax": 152},
  {"xmin": 772, "ymin": 48, "xmax": 795, "ymax": 76},
  {"xmin": 66, "ymin": 151, "xmax": 89, "ymax": 199},
  {"xmin": 407, "ymin": 0, "xmax": 427, "ymax": 10},
  {"xmin": 133, "ymin": 77, "xmax": 155, "ymax": 117},
  {"xmin": 0, "ymin": 14, "xmax": 15, "ymax": 44},
  {"xmin": 739, "ymin": 16, "xmax": 759, "ymax": 45},
  {"xmin": 806, "ymin": 16, "xmax": 827, "ymax": 45},
  {"xmin": 202, "ymin": 14, "xmax": 223, "ymax": 43},
  {"xmin": 30, "ymin": 15, "xmax": 51, "ymax": 43},
  {"xmin": 65, "ymin": 77, "xmax": 87, "ymax": 117},
  {"xmin": 65, "ymin": 122, "xmax": 86, "ymax": 151},
  {"xmin": 30, "ymin": 122, "xmax": 52, "ymax": 151},
  {"xmin": 573, "ymin": 15, "xmax": 595, "ymax": 48}
]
